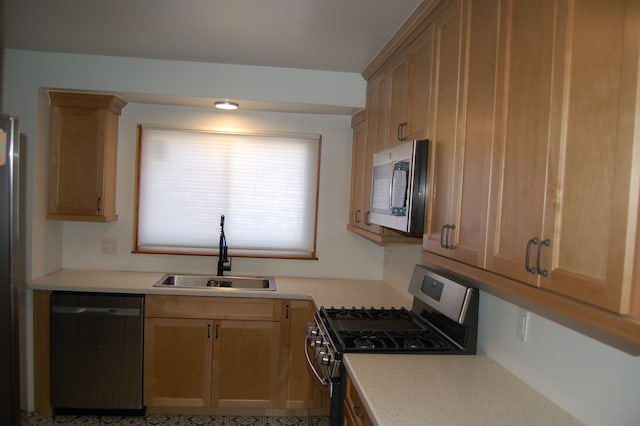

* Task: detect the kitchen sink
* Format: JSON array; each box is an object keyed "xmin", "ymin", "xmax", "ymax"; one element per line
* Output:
[{"xmin": 153, "ymin": 274, "xmax": 276, "ymax": 291}]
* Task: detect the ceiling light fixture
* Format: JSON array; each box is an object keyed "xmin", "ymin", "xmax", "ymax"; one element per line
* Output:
[{"xmin": 214, "ymin": 101, "xmax": 239, "ymax": 110}]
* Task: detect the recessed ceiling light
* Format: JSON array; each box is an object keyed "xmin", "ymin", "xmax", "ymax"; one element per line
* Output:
[{"xmin": 214, "ymin": 101, "xmax": 239, "ymax": 110}]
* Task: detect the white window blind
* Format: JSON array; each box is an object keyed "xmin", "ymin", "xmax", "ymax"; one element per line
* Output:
[{"xmin": 135, "ymin": 126, "xmax": 320, "ymax": 258}]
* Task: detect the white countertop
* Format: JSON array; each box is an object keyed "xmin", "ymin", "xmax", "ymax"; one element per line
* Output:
[
  {"xmin": 30, "ymin": 269, "xmax": 579, "ymax": 425},
  {"xmin": 344, "ymin": 354, "xmax": 581, "ymax": 426},
  {"xmin": 28, "ymin": 269, "xmax": 413, "ymax": 309}
]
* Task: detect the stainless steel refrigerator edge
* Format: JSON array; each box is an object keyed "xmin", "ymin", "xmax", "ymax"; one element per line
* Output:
[{"xmin": 0, "ymin": 115, "xmax": 22, "ymax": 425}]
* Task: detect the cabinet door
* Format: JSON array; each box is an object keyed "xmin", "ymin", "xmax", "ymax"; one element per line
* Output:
[
  {"xmin": 539, "ymin": 0, "xmax": 640, "ymax": 313},
  {"xmin": 47, "ymin": 92, "xmax": 125, "ymax": 222},
  {"xmin": 422, "ymin": 0, "xmax": 466, "ymax": 254},
  {"xmin": 349, "ymin": 114, "xmax": 368, "ymax": 230},
  {"xmin": 485, "ymin": 0, "xmax": 558, "ymax": 284},
  {"xmin": 386, "ymin": 53, "xmax": 409, "ymax": 146},
  {"xmin": 362, "ymin": 77, "xmax": 386, "ymax": 234},
  {"xmin": 212, "ymin": 320, "xmax": 281, "ymax": 408},
  {"xmin": 405, "ymin": 24, "xmax": 435, "ymax": 141},
  {"xmin": 279, "ymin": 300, "xmax": 323, "ymax": 409},
  {"xmin": 450, "ymin": 0, "xmax": 499, "ymax": 267},
  {"xmin": 343, "ymin": 373, "xmax": 373, "ymax": 426},
  {"xmin": 144, "ymin": 317, "xmax": 213, "ymax": 407},
  {"xmin": 422, "ymin": 0, "xmax": 498, "ymax": 267}
]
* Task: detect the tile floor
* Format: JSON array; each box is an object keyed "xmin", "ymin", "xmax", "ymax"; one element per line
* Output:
[{"xmin": 21, "ymin": 412, "xmax": 330, "ymax": 426}]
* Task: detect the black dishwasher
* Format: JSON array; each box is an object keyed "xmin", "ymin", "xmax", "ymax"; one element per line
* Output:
[{"xmin": 50, "ymin": 292, "xmax": 144, "ymax": 414}]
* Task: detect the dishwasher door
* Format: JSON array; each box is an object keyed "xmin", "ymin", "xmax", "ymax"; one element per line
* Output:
[{"xmin": 50, "ymin": 292, "xmax": 144, "ymax": 412}]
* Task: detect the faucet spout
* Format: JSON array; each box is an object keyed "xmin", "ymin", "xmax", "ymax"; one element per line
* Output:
[{"xmin": 217, "ymin": 215, "xmax": 232, "ymax": 276}]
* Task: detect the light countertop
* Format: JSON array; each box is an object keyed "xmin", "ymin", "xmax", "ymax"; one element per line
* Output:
[
  {"xmin": 28, "ymin": 268, "xmax": 413, "ymax": 309},
  {"xmin": 30, "ymin": 269, "xmax": 579, "ymax": 425},
  {"xmin": 344, "ymin": 354, "xmax": 581, "ymax": 426}
]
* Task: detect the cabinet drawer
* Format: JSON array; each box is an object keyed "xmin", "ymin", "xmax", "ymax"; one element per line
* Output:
[{"xmin": 145, "ymin": 295, "xmax": 281, "ymax": 321}]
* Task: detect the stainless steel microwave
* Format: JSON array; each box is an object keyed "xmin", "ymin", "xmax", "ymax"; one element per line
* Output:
[{"xmin": 369, "ymin": 139, "xmax": 429, "ymax": 234}]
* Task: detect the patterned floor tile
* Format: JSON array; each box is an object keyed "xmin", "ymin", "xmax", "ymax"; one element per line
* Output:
[{"xmin": 21, "ymin": 412, "xmax": 329, "ymax": 426}]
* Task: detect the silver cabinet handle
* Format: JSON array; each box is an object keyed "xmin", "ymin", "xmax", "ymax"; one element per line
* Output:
[
  {"xmin": 440, "ymin": 225, "xmax": 447, "ymax": 248},
  {"xmin": 446, "ymin": 224, "xmax": 455, "ymax": 250},
  {"xmin": 536, "ymin": 238, "xmax": 551, "ymax": 277},
  {"xmin": 525, "ymin": 238, "xmax": 539, "ymax": 274}
]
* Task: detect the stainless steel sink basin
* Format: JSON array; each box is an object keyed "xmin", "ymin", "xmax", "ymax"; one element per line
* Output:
[{"xmin": 153, "ymin": 274, "xmax": 276, "ymax": 291}]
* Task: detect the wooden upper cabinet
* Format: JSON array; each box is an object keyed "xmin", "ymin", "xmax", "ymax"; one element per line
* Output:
[
  {"xmin": 486, "ymin": 0, "xmax": 557, "ymax": 284},
  {"xmin": 348, "ymin": 112, "xmax": 369, "ymax": 230},
  {"xmin": 487, "ymin": 0, "xmax": 640, "ymax": 314},
  {"xmin": 422, "ymin": 0, "xmax": 498, "ymax": 268},
  {"xmin": 405, "ymin": 25, "xmax": 435, "ymax": 141},
  {"xmin": 347, "ymin": 79, "xmax": 422, "ymax": 244},
  {"xmin": 539, "ymin": 0, "xmax": 640, "ymax": 313},
  {"xmin": 385, "ymin": 53, "xmax": 409, "ymax": 147},
  {"xmin": 47, "ymin": 91, "xmax": 126, "ymax": 222},
  {"xmin": 382, "ymin": 24, "xmax": 436, "ymax": 147}
]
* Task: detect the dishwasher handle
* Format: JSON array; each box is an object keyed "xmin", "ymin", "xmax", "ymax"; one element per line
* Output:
[{"xmin": 51, "ymin": 306, "xmax": 141, "ymax": 317}]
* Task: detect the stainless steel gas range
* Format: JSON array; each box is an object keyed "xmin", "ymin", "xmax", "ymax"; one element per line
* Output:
[{"xmin": 305, "ymin": 264, "xmax": 479, "ymax": 425}]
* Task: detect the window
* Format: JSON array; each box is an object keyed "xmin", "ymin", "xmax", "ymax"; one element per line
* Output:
[{"xmin": 134, "ymin": 126, "xmax": 321, "ymax": 259}]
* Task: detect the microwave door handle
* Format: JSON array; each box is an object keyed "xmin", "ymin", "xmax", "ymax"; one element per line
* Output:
[{"xmin": 388, "ymin": 167, "xmax": 394, "ymax": 211}]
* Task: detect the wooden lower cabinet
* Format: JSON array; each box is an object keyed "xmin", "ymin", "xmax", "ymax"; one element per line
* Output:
[
  {"xmin": 144, "ymin": 296, "xmax": 282, "ymax": 410},
  {"xmin": 213, "ymin": 319, "xmax": 281, "ymax": 408},
  {"xmin": 144, "ymin": 295, "xmax": 325, "ymax": 413},
  {"xmin": 343, "ymin": 373, "xmax": 373, "ymax": 426},
  {"xmin": 144, "ymin": 317, "xmax": 213, "ymax": 407},
  {"xmin": 279, "ymin": 300, "xmax": 330, "ymax": 411}
]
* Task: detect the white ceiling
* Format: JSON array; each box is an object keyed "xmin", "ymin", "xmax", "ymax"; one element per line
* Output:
[{"xmin": 3, "ymin": 0, "xmax": 421, "ymax": 74}]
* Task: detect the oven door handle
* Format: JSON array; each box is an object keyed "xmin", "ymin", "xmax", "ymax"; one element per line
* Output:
[{"xmin": 305, "ymin": 337, "xmax": 333, "ymax": 395}]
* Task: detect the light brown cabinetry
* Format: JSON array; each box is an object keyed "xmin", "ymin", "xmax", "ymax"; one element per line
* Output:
[
  {"xmin": 347, "ymin": 110, "xmax": 422, "ymax": 244},
  {"xmin": 144, "ymin": 295, "xmax": 282, "ymax": 409},
  {"xmin": 343, "ymin": 372, "xmax": 373, "ymax": 426},
  {"xmin": 422, "ymin": 0, "xmax": 497, "ymax": 268},
  {"xmin": 367, "ymin": 0, "xmax": 640, "ymax": 345},
  {"xmin": 486, "ymin": 0, "xmax": 640, "ymax": 314},
  {"xmin": 47, "ymin": 91, "xmax": 126, "ymax": 222},
  {"xmin": 144, "ymin": 317, "xmax": 213, "ymax": 407},
  {"xmin": 213, "ymin": 319, "xmax": 281, "ymax": 408},
  {"xmin": 279, "ymin": 300, "xmax": 328, "ymax": 411},
  {"xmin": 385, "ymin": 24, "xmax": 436, "ymax": 145},
  {"xmin": 346, "ymin": 7, "xmax": 436, "ymax": 245}
]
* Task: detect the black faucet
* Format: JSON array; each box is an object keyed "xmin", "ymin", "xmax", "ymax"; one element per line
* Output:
[{"xmin": 217, "ymin": 215, "xmax": 232, "ymax": 276}]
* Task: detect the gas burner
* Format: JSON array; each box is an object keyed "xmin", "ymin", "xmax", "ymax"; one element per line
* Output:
[
  {"xmin": 339, "ymin": 331, "xmax": 398, "ymax": 351},
  {"xmin": 353, "ymin": 336, "xmax": 388, "ymax": 349},
  {"xmin": 371, "ymin": 309, "xmax": 412, "ymax": 320},
  {"xmin": 334, "ymin": 310, "xmax": 367, "ymax": 319},
  {"xmin": 403, "ymin": 338, "xmax": 426, "ymax": 349},
  {"xmin": 394, "ymin": 331, "xmax": 455, "ymax": 351}
]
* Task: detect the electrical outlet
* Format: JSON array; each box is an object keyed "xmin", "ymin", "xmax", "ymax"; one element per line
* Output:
[
  {"xmin": 101, "ymin": 238, "xmax": 118, "ymax": 255},
  {"xmin": 516, "ymin": 308, "xmax": 529, "ymax": 342}
]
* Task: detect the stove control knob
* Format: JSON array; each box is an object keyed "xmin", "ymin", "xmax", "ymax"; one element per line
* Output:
[
  {"xmin": 314, "ymin": 339, "xmax": 325, "ymax": 355},
  {"xmin": 320, "ymin": 353, "xmax": 332, "ymax": 366},
  {"xmin": 306, "ymin": 323, "xmax": 319, "ymax": 338}
]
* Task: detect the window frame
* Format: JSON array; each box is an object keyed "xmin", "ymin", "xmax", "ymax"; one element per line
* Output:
[{"xmin": 132, "ymin": 125, "xmax": 321, "ymax": 260}]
